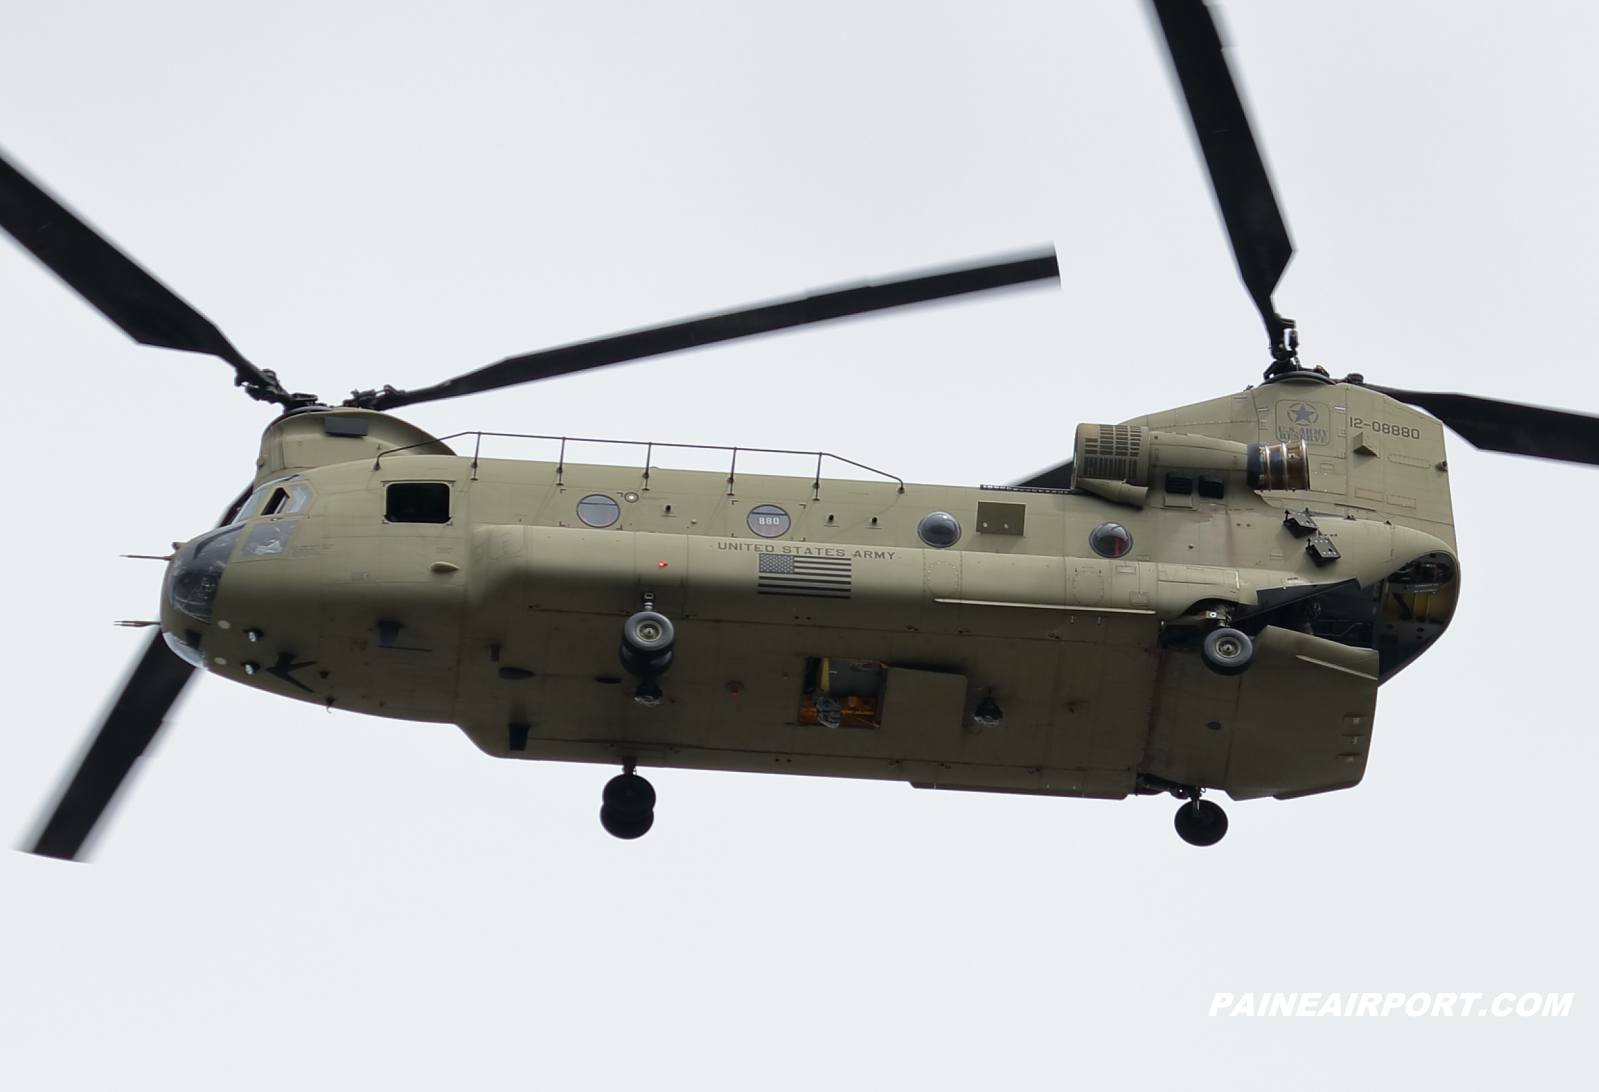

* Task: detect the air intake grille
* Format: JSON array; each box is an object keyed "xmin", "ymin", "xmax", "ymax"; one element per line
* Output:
[{"xmin": 1079, "ymin": 424, "xmax": 1144, "ymax": 481}]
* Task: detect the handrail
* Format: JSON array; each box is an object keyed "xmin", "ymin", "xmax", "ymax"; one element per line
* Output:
[{"xmin": 372, "ymin": 430, "xmax": 906, "ymax": 494}]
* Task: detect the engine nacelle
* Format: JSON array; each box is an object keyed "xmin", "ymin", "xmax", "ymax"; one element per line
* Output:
[{"xmin": 1071, "ymin": 423, "xmax": 1309, "ymax": 505}]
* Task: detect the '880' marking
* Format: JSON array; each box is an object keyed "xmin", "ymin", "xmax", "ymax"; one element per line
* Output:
[{"xmin": 1350, "ymin": 418, "xmax": 1421, "ymax": 440}]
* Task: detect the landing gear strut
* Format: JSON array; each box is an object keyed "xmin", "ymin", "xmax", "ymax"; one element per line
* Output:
[
  {"xmin": 600, "ymin": 762, "xmax": 656, "ymax": 840},
  {"xmin": 1134, "ymin": 774, "xmax": 1232, "ymax": 846}
]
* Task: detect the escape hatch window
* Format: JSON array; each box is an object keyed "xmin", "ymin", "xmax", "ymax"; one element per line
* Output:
[
  {"xmin": 234, "ymin": 475, "xmax": 312, "ymax": 523},
  {"xmin": 259, "ymin": 480, "xmax": 312, "ymax": 516},
  {"xmin": 385, "ymin": 482, "xmax": 451, "ymax": 524}
]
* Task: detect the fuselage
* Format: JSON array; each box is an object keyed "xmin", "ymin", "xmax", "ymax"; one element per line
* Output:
[{"xmin": 159, "ymin": 375, "xmax": 1460, "ymax": 804}]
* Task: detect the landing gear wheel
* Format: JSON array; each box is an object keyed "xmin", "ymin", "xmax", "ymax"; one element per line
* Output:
[
  {"xmin": 600, "ymin": 772, "xmax": 656, "ymax": 840},
  {"xmin": 621, "ymin": 611, "xmax": 675, "ymax": 655},
  {"xmin": 1174, "ymin": 798, "xmax": 1228, "ymax": 846},
  {"xmin": 1201, "ymin": 627, "xmax": 1254, "ymax": 676},
  {"xmin": 619, "ymin": 645, "xmax": 673, "ymax": 679},
  {"xmin": 600, "ymin": 805, "xmax": 655, "ymax": 839},
  {"xmin": 620, "ymin": 610, "xmax": 676, "ymax": 690},
  {"xmin": 603, "ymin": 772, "xmax": 656, "ymax": 813}
]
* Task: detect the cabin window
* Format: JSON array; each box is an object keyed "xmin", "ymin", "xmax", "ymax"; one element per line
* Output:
[
  {"xmin": 1089, "ymin": 522, "xmax": 1133, "ymax": 558},
  {"xmin": 917, "ymin": 511, "xmax": 962, "ymax": 548},
  {"xmin": 386, "ymin": 482, "xmax": 451, "ymax": 524},
  {"xmin": 747, "ymin": 504, "xmax": 791, "ymax": 538},
  {"xmin": 576, "ymin": 494, "xmax": 621, "ymax": 528}
]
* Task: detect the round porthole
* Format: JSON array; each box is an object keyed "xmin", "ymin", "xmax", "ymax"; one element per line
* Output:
[
  {"xmin": 576, "ymin": 494, "xmax": 621, "ymax": 528},
  {"xmin": 1089, "ymin": 522, "xmax": 1133, "ymax": 558},
  {"xmin": 917, "ymin": 511, "xmax": 962, "ymax": 548},
  {"xmin": 748, "ymin": 504, "xmax": 791, "ymax": 538}
]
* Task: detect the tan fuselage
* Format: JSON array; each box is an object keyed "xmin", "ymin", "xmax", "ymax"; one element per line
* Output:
[{"xmin": 162, "ymin": 376, "xmax": 1459, "ymax": 805}]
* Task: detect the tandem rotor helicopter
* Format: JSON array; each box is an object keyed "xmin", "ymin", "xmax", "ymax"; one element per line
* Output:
[{"xmin": 10, "ymin": 1, "xmax": 1599, "ymax": 859}]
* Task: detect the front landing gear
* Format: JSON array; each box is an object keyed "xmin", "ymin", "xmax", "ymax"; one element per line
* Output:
[
  {"xmin": 1174, "ymin": 796, "xmax": 1228, "ymax": 847},
  {"xmin": 600, "ymin": 764, "xmax": 656, "ymax": 840},
  {"xmin": 620, "ymin": 609, "xmax": 675, "ymax": 706},
  {"xmin": 1201, "ymin": 627, "xmax": 1254, "ymax": 676}
]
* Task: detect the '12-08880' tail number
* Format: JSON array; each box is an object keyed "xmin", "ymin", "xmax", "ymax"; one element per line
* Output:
[{"xmin": 1349, "ymin": 418, "xmax": 1422, "ymax": 439}]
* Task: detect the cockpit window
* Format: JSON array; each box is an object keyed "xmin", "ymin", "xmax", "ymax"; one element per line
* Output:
[
  {"xmin": 241, "ymin": 518, "xmax": 299, "ymax": 558},
  {"xmin": 386, "ymin": 482, "xmax": 451, "ymax": 524},
  {"xmin": 262, "ymin": 481, "xmax": 312, "ymax": 516},
  {"xmin": 235, "ymin": 476, "xmax": 312, "ymax": 522},
  {"xmin": 166, "ymin": 524, "xmax": 244, "ymax": 623}
]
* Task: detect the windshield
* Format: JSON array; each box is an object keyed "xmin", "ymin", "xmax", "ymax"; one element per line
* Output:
[{"xmin": 166, "ymin": 524, "xmax": 244, "ymax": 624}]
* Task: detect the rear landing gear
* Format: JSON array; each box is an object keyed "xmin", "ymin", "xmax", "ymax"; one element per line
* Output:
[
  {"xmin": 1134, "ymin": 774, "xmax": 1231, "ymax": 846},
  {"xmin": 1174, "ymin": 796, "xmax": 1228, "ymax": 847},
  {"xmin": 600, "ymin": 763, "xmax": 656, "ymax": 840}
]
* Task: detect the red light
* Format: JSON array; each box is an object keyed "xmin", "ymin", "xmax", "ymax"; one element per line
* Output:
[{"xmin": 657, "ymin": 561, "xmax": 669, "ymax": 568}]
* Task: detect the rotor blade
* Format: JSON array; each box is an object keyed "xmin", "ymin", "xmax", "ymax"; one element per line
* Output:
[
  {"xmin": 1150, "ymin": 0, "xmax": 1293, "ymax": 345},
  {"xmin": 1368, "ymin": 385, "xmax": 1599, "ymax": 466},
  {"xmin": 0, "ymin": 148, "xmax": 289, "ymax": 404},
  {"xmin": 365, "ymin": 251, "xmax": 1060, "ymax": 410},
  {"xmin": 27, "ymin": 631, "xmax": 196, "ymax": 861}
]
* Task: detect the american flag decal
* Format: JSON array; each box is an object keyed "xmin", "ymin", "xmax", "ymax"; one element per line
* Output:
[{"xmin": 757, "ymin": 553, "xmax": 852, "ymax": 598}]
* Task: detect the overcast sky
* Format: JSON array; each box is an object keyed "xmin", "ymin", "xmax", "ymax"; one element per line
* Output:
[{"xmin": 2, "ymin": 2, "xmax": 1595, "ymax": 1088}]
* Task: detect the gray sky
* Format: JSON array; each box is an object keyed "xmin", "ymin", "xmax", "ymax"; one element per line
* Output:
[{"xmin": 2, "ymin": 2, "xmax": 1594, "ymax": 1087}]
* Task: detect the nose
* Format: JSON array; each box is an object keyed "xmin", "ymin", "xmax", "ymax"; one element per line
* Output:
[{"xmin": 161, "ymin": 524, "xmax": 246, "ymax": 665}]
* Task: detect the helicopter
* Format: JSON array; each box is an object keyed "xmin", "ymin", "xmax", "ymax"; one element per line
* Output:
[{"xmin": 10, "ymin": 0, "xmax": 1599, "ymax": 860}]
